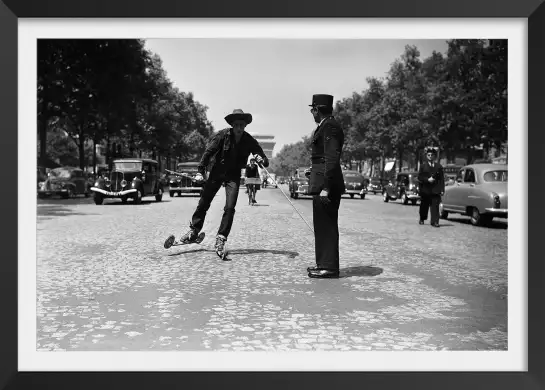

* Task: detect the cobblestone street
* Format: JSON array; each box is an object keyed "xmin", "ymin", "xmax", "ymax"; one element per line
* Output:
[{"xmin": 36, "ymin": 185, "xmax": 508, "ymax": 351}]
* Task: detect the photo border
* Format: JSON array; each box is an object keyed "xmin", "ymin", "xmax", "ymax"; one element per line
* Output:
[{"xmin": 1, "ymin": 0, "xmax": 541, "ymax": 388}]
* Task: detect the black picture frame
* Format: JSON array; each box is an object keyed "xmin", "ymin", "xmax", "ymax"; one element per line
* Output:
[{"xmin": 1, "ymin": 0, "xmax": 541, "ymax": 389}]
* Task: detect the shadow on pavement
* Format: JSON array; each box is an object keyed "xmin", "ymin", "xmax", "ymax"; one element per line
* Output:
[
  {"xmin": 248, "ymin": 204, "xmax": 269, "ymax": 207},
  {"xmin": 339, "ymin": 265, "xmax": 383, "ymax": 278},
  {"xmin": 167, "ymin": 248, "xmax": 299, "ymax": 259},
  {"xmin": 447, "ymin": 217, "xmax": 507, "ymax": 230},
  {"xmin": 37, "ymin": 205, "xmax": 98, "ymax": 218},
  {"xmin": 229, "ymin": 248, "xmax": 299, "ymax": 258},
  {"xmin": 168, "ymin": 248, "xmax": 210, "ymax": 257}
]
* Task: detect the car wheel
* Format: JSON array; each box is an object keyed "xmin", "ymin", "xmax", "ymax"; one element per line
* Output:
[
  {"xmin": 383, "ymin": 192, "xmax": 389, "ymax": 202},
  {"xmin": 360, "ymin": 194, "xmax": 365, "ymax": 199},
  {"xmin": 121, "ymin": 196, "xmax": 128, "ymax": 204},
  {"xmin": 350, "ymin": 194, "xmax": 354, "ymax": 199},
  {"xmin": 439, "ymin": 202, "xmax": 448, "ymax": 219},
  {"xmin": 94, "ymin": 194, "xmax": 103, "ymax": 205},
  {"xmin": 411, "ymin": 199, "xmax": 417, "ymax": 206},
  {"xmin": 169, "ymin": 191, "xmax": 174, "ymax": 197},
  {"xmin": 401, "ymin": 192, "xmax": 408, "ymax": 205},
  {"xmin": 133, "ymin": 189, "xmax": 142, "ymax": 204},
  {"xmin": 293, "ymin": 193, "xmax": 299, "ymax": 199},
  {"xmin": 470, "ymin": 207, "xmax": 482, "ymax": 226},
  {"xmin": 178, "ymin": 191, "xmax": 181, "ymax": 197},
  {"xmin": 155, "ymin": 188, "xmax": 163, "ymax": 202}
]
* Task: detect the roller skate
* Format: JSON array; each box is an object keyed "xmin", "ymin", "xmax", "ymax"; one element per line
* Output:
[{"xmin": 215, "ymin": 235, "xmax": 229, "ymax": 260}]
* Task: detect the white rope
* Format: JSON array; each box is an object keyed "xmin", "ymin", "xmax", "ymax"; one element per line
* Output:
[{"xmin": 259, "ymin": 163, "xmax": 315, "ymax": 235}]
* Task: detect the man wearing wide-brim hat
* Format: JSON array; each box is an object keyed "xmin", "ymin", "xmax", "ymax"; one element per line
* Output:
[
  {"xmin": 306, "ymin": 94, "xmax": 346, "ymax": 279},
  {"xmin": 178, "ymin": 109, "xmax": 269, "ymax": 258},
  {"xmin": 417, "ymin": 146, "xmax": 445, "ymax": 227}
]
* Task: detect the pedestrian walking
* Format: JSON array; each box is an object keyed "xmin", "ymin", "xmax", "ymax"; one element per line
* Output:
[
  {"xmin": 245, "ymin": 157, "xmax": 260, "ymax": 204},
  {"xmin": 305, "ymin": 94, "xmax": 345, "ymax": 279},
  {"xmin": 418, "ymin": 147, "xmax": 445, "ymax": 227},
  {"xmin": 178, "ymin": 109, "xmax": 269, "ymax": 258}
]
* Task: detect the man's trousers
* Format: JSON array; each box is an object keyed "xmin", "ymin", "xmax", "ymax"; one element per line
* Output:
[{"xmin": 312, "ymin": 193, "xmax": 342, "ymax": 270}]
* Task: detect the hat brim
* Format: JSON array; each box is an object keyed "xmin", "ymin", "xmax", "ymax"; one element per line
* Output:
[{"xmin": 225, "ymin": 113, "xmax": 252, "ymax": 125}]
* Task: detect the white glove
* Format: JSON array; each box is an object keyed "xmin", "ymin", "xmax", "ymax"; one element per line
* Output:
[
  {"xmin": 255, "ymin": 155, "xmax": 264, "ymax": 165},
  {"xmin": 195, "ymin": 173, "xmax": 204, "ymax": 182}
]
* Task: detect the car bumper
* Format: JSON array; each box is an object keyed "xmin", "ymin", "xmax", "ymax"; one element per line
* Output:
[
  {"xmin": 295, "ymin": 187, "xmax": 309, "ymax": 194},
  {"xmin": 406, "ymin": 193, "xmax": 420, "ymax": 200},
  {"xmin": 171, "ymin": 187, "xmax": 202, "ymax": 192},
  {"xmin": 484, "ymin": 208, "xmax": 508, "ymax": 218},
  {"xmin": 90, "ymin": 187, "xmax": 137, "ymax": 197},
  {"xmin": 345, "ymin": 189, "xmax": 367, "ymax": 195}
]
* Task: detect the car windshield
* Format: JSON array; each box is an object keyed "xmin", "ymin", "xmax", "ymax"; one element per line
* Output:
[
  {"xmin": 483, "ymin": 170, "xmax": 507, "ymax": 182},
  {"xmin": 371, "ymin": 178, "xmax": 381, "ymax": 184},
  {"xmin": 114, "ymin": 162, "xmax": 142, "ymax": 172},
  {"xmin": 49, "ymin": 169, "xmax": 71, "ymax": 179}
]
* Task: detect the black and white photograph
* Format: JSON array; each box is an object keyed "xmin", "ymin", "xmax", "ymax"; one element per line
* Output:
[
  {"xmin": 14, "ymin": 17, "xmax": 527, "ymax": 375},
  {"xmin": 35, "ymin": 36, "xmax": 509, "ymax": 352}
]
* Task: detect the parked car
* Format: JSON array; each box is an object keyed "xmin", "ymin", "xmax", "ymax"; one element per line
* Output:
[
  {"xmin": 342, "ymin": 170, "xmax": 368, "ymax": 199},
  {"xmin": 367, "ymin": 177, "xmax": 385, "ymax": 194},
  {"xmin": 382, "ymin": 172, "xmax": 420, "ymax": 205},
  {"xmin": 439, "ymin": 164, "xmax": 507, "ymax": 226},
  {"xmin": 90, "ymin": 158, "xmax": 164, "ymax": 205},
  {"xmin": 168, "ymin": 162, "xmax": 204, "ymax": 197},
  {"xmin": 289, "ymin": 167, "xmax": 311, "ymax": 199},
  {"xmin": 38, "ymin": 166, "xmax": 91, "ymax": 199}
]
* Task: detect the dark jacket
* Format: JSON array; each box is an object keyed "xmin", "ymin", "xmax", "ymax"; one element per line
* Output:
[
  {"xmin": 198, "ymin": 128, "xmax": 269, "ymax": 178},
  {"xmin": 308, "ymin": 116, "xmax": 345, "ymax": 195},
  {"xmin": 418, "ymin": 161, "xmax": 445, "ymax": 195}
]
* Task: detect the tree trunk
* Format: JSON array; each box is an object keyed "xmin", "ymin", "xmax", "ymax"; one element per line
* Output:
[
  {"xmin": 93, "ymin": 137, "xmax": 97, "ymax": 176},
  {"xmin": 398, "ymin": 148, "xmax": 403, "ymax": 173},
  {"xmin": 78, "ymin": 132, "xmax": 85, "ymax": 170},
  {"xmin": 39, "ymin": 117, "xmax": 48, "ymax": 174}
]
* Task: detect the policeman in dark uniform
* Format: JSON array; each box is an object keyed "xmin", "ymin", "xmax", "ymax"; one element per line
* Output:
[
  {"xmin": 306, "ymin": 94, "xmax": 345, "ymax": 279},
  {"xmin": 417, "ymin": 147, "xmax": 445, "ymax": 227}
]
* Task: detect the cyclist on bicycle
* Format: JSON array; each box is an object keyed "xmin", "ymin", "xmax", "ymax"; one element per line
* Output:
[{"xmin": 245, "ymin": 157, "xmax": 260, "ymax": 204}]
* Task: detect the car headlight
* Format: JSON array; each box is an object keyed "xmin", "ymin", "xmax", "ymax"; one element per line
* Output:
[
  {"xmin": 94, "ymin": 181, "xmax": 99, "ymax": 187},
  {"xmin": 121, "ymin": 180, "xmax": 127, "ymax": 187},
  {"xmin": 170, "ymin": 180, "xmax": 175, "ymax": 184},
  {"xmin": 491, "ymin": 192, "xmax": 501, "ymax": 208}
]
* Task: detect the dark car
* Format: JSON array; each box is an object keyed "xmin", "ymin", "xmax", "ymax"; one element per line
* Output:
[
  {"xmin": 168, "ymin": 162, "xmax": 204, "ymax": 197},
  {"xmin": 367, "ymin": 177, "xmax": 385, "ymax": 194},
  {"xmin": 38, "ymin": 166, "xmax": 91, "ymax": 199},
  {"xmin": 90, "ymin": 158, "xmax": 164, "ymax": 205},
  {"xmin": 382, "ymin": 172, "xmax": 420, "ymax": 205},
  {"xmin": 289, "ymin": 167, "xmax": 311, "ymax": 199},
  {"xmin": 342, "ymin": 170, "xmax": 368, "ymax": 199}
]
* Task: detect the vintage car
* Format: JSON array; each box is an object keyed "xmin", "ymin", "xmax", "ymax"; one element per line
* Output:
[
  {"xmin": 367, "ymin": 177, "xmax": 385, "ymax": 194},
  {"xmin": 38, "ymin": 166, "xmax": 91, "ymax": 198},
  {"xmin": 342, "ymin": 170, "xmax": 368, "ymax": 199},
  {"xmin": 382, "ymin": 172, "xmax": 420, "ymax": 205},
  {"xmin": 168, "ymin": 162, "xmax": 204, "ymax": 197},
  {"xmin": 439, "ymin": 163, "xmax": 507, "ymax": 226},
  {"xmin": 90, "ymin": 158, "xmax": 164, "ymax": 205},
  {"xmin": 289, "ymin": 167, "xmax": 311, "ymax": 199}
]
